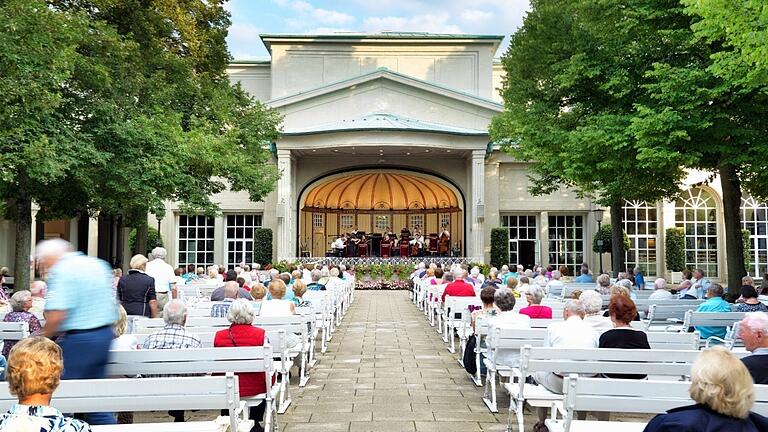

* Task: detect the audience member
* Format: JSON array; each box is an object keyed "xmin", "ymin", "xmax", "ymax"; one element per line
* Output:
[
  {"xmin": 117, "ymin": 254, "xmax": 158, "ymax": 318},
  {"xmin": 145, "ymin": 247, "xmax": 177, "ymax": 310},
  {"xmin": 37, "ymin": 239, "xmax": 116, "ymax": 425},
  {"xmin": 644, "ymin": 347, "xmax": 768, "ymax": 432},
  {"xmin": 648, "ymin": 278, "xmax": 673, "ymax": 300},
  {"xmin": 736, "ymin": 285, "xmax": 768, "ymax": 313},
  {"xmin": 471, "ymin": 287, "xmax": 500, "ymax": 331},
  {"xmin": 293, "ymin": 280, "xmax": 311, "ymax": 307},
  {"xmin": 0, "ymin": 337, "xmax": 91, "ymax": 431},
  {"xmin": 431, "ymin": 267, "xmax": 445, "ymax": 285},
  {"xmin": 210, "ymin": 282, "xmax": 240, "ymax": 317},
  {"xmin": 580, "ymin": 290, "xmax": 612, "ymax": 331},
  {"xmin": 596, "ymin": 274, "xmax": 611, "ymax": 295},
  {"xmin": 518, "ymin": 276, "xmax": 531, "ymax": 294},
  {"xmin": 743, "ymin": 275, "xmax": 756, "ymax": 287},
  {"xmin": 110, "ymin": 305, "xmax": 139, "ymax": 351},
  {"xmin": 306, "ymin": 270, "xmax": 325, "ymax": 291},
  {"xmin": 574, "ymin": 265, "xmax": 593, "ymax": 283},
  {"xmin": 739, "ymin": 312, "xmax": 768, "ymax": 384},
  {"xmin": 599, "ymin": 295, "xmax": 650, "ymax": 379},
  {"xmin": 2, "ymin": 290, "xmax": 43, "ymax": 357},
  {"xmin": 545, "ymin": 270, "xmax": 564, "ymax": 295},
  {"xmin": 519, "ymin": 285, "xmax": 552, "ymax": 319},
  {"xmin": 441, "ymin": 269, "xmax": 476, "ymax": 302},
  {"xmin": 249, "ymin": 283, "xmax": 267, "ymax": 314},
  {"xmin": 506, "ymin": 277, "xmax": 519, "ymax": 292},
  {"xmin": 633, "ymin": 266, "xmax": 646, "ymax": 290},
  {"xmin": 29, "ymin": 280, "xmax": 47, "ymax": 315},
  {"xmin": 181, "ymin": 264, "xmax": 198, "ymax": 283},
  {"xmin": 681, "ymin": 268, "xmax": 710, "ymax": 299},
  {"xmin": 694, "ymin": 283, "xmax": 732, "ymax": 340},
  {"xmin": 260, "ymin": 280, "xmax": 299, "ymax": 347},
  {"xmin": 213, "ymin": 300, "xmax": 268, "ymax": 432},
  {"xmin": 482, "ymin": 271, "xmax": 501, "ymax": 288},
  {"xmin": 486, "ymin": 289, "xmax": 532, "ymax": 367},
  {"xmin": 210, "ymin": 280, "xmax": 250, "ymax": 301}
]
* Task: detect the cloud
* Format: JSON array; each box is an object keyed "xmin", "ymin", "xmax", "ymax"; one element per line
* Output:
[
  {"xmin": 460, "ymin": 9, "xmax": 493, "ymax": 24},
  {"xmin": 363, "ymin": 13, "xmax": 463, "ymax": 34},
  {"xmin": 313, "ymin": 8, "xmax": 356, "ymax": 25},
  {"xmin": 228, "ymin": 23, "xmax": 261, "ymax": 43},
  {"xmin": 274, "ymin": 0, "xmax": 355, "ymax": 26}
]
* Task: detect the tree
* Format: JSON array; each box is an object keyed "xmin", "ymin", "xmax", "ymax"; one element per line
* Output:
[{"xmin": 491, "ymin": 0, "xmax": 685, "ymax": 277}]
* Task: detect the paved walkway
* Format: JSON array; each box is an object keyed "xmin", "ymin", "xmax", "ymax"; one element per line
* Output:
[{"xmin": 279, "ymin": 290, "xmax": 519, "ymax": 432}]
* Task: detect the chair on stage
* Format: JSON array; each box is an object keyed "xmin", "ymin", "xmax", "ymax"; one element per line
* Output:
[
  {"xmin": 358, "ymin": 240, "xmax": 368, "ymax": 257},
  {"xmin": 399, "ymin": 240, "xmax": 410, "ymax": 257},
  {"xmin": 427, "ymin": 234, "xmax": 438, "ymax": 256},
  {"xmin": 381, "ymin": 242, "xmax": 391, "ymax": 258},
  {"xmin": 346, "ymin": 242, "xmax": 355, "ymax": 257}
]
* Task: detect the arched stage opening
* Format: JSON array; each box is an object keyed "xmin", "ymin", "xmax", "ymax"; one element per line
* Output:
[{"xmin": 298, "ymin": 169, "xmax": 465, "ymax": 257}]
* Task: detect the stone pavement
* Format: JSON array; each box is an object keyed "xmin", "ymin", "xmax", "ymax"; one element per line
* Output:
[{"xmin": 277, "ymin": 290, "xmax": 526, "ymax": 432}]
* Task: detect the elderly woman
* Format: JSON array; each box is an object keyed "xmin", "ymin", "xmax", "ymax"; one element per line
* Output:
[
  {"xmin": 644, "ymin": 347, "xmax": 768, "ymax": 431},
  {"xmin": 486, "ymin": 289, "xmax": 531, "ymax": 367},
  {"xmin": 213, "ymin": 300, "xmax": 268, "ymax": 432},
  {"xmin": 471, "ymin": 287, "xmax": 500, "ymax": 331},
  {"xmin": 579, "ymin": 290, "xmax": 612, "ymax": 330},
  {"xmin": 110, "ymin": 305, "xmax": 139, "ymax": 351},
  {"xmin": 596, "ymin": 274, "xmax": 612, "ymax": 295},
  {"xmin": 293, "ymin": 280, "xmax": 311, "ymax": 307},
  {"xmin": 599, "ymin": 295, "xmax": 650, "ymax": 379},
  {"xmin": 250, "ymin": 283, "xmax": 267, "ymax": 314},
  {"xmin": 0, "ymin": 337, "xmax": 91, "ymax": 431},
  {"xmin": 260, "ymin": 280, "xmax": 299, "ymax": 348},
  {"xmin": 519, "ymin": 285, "xmax": 552, "ymax": 319},
  {"xmin": 2, "ymin": 290, "xmax": 43, "ymax": 357},
  {"xmin": 117, "ymin": 254, "xmax": 158, "ymax": 318},
  {"xmin": 736, "ymin": 285, "xmax": 768, "ymax": 313}
]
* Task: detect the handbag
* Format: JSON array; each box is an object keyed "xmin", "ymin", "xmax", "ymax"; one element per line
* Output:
[{"xmin": 463, "ymin": 334, "xmax": 477, "ymax": 375}]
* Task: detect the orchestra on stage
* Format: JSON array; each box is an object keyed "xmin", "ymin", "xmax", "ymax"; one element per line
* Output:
[{"xmin": 329, "ymin": 225, "xmax": 454, "ymax": 257}]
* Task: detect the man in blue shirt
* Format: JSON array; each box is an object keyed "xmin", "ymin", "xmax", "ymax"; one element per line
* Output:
[
  {"xmin": 633, "ymin": 266, "xmax": 646, "ymax": 290},
  {"xmin": 694, "ymin": 283, "xmax": 732, "ymax": 341},
  {"xmin": 574, "ymin": 264, "xmax": 594, "ymax": 283},
  {"xmin": 38, "ymin": 239, "xmax": 116, "ymax": 425}
]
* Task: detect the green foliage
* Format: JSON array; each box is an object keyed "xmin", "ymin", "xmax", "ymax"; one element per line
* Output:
[
  {"xmin": 394, "ymin": 264, "xmax": 411, "ymax": 277},
  {"xmin": 271, "ymin": 260, "xmax": 292, "ymax": 274},
  {"xmin": 369, "ymin": 264, "xmax": 381, "ymax": 279},
  {"xmin": 128, "ymin": 227, "xmax": 164, "ymax": 256},
  {"xmin": 470, "ymin": 262, "xmax": 492, "ymax": 277},
  {"xmin": 490, "ymin": 228, "xmax": 508, "ymax": 268},
  {"xmin": 592, "ymin": 224, "xmax": 630, "ymax": 254},
  {"xmin": 743, "ymin": 229, "xmax": 752, "ymax": 272},
  {"xmin": 382, "ymin": 264, "xmax": 394, "ymax": 280},
  {"xmin": 355, "ymin": 264, "xmax": 370, "ymax": 275},
  {"xmin": 665, "ymin": 228, "xmax": 687, "ymax": 272},
  {"xmin": 253, "ymin": 228, "xmax": 273, "ymax": 265}
]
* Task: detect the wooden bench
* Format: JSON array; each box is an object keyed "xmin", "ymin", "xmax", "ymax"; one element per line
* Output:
[
  {"xmin": 545, "ymin": 375, "xmax": 768, "ymax": 432},
  {"xmin": 0, "ymin": 374, "xmax": 253, "ymax": 432}
]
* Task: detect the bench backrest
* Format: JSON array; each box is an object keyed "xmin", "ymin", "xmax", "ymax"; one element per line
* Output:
[
  {"xmin": 645, "ymin": 304, "xmax": 700, "ymax": 328},
  {"xmin": 106, "ymin": 346, "xmax": 274, "ymax": 376},
  {"xmin": 684, "ymin": 311, "xmax": 745, "ymax": 328},
  {"xmin": 489, "ymin": 328, "xmax": 547, "ymax": 350},
  {"xmin": 444, "ymin": 296, "xmax": 482, "ymax": 318},
  {"xmin": 646, "ymin": 331, "xmax": 700, "ymax": 351},
  {"xmin": 0, "ymin": 321, "xmax": 29, "ymax": 341},
  {"xmin": 529, "ymin": 318, "xmax": 562, "ymax": 328}
]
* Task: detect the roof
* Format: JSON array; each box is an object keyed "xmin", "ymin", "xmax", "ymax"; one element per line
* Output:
[
  {"xmin": 268, "ymin": 67, "xmax": 503, "ymax": 112},
  {"xmin": 283, "ymin": 112, "xmax": 488, "ymax": 136},
  {"xmin": 228, "ymin": 58, "xmax": 272, "ymax": 66},
  {"xmin": 260, "ymin": 32, "xmax": 504, "ymax": 53}
]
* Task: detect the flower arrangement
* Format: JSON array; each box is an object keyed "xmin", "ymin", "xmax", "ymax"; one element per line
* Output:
[{"xmin": 355, "ymin": 279, "xmax": 412, "ymax": 290}]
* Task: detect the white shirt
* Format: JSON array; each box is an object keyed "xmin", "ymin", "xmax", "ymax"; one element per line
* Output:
[
  {"xmin": 259, "ymin": 299, "xmax": 294, "ymax": 317},
  {"xmin": 583, "ymin": 314, "xmax": 613, "ymax": 331},
  {"xmin": 545, "ymin": 279, "xmax": 564, "ymax": 294},
  {"xmin": 487, "ymin": 311, "xmax": 532, "ymax": 367},
  {"xmin": 111, "ymin": 334, "xmax": 140, "ymax": 351},
  {"xmin": 332, "ymin": 238, "xmax": 345, "ymax": 249},
  {"xmin": 648, "ymin": 289, "xmax": 674, "ymax": 300},
  {"xmin": 545, "ymin": 316, "xmax": 599, "ymax": 350},
  {"xmin": 145, "ymin": 259, "xmax": 176, "ymax": 294}
]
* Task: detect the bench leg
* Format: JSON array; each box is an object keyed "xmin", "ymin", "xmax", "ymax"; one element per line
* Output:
[
  {"xmin": 264, "ymin": 398, "xmax": 278, "ymax": 432},
  {"xmin": 471, "ymin": 351, "xmax": 483, "ymax": 386},
  {"xmin": 482, "ymin": 369, "xmax": 498, "ymax": 413},
  {"xmin": 299, "ymin": 350, "xmax": 309, "ymax": 387},
  {"xmin": 277, "ymin": 371, "xmax": 293, "ymax": 414}
]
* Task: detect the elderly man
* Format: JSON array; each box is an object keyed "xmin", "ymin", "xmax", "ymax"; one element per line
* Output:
[
  {"xmin": 648, "ymin": 278, "xmax": 673, "ymax": 300},
  {"xmin": 574, "ymin": 265, "xmax": 593, "ymax": 283},
  {"xmin": 28, "ymin": 280, "xmax": 46, "ymax": 315},
  {"xmin": 487, "ymin": 289, "xmax": 531, "ymax": 368},
  {"xmin": 442, "ymin": 268, "xmax": 475, "ymax": 302},
  {"xmin": 145, "ymin": 247, "xmax": 177, "ymax": 310},
  {"xmin": 210, "ymin": 282, "xmax": 239, "ymax": 317},
  {"xmin": 306, "ymin": 269, "xmax": 325, "ymax": 291},
  {"xmin": 143, "ymin": 300, "xmax": 202, "ymax": 422},
  {"xmin": 740, "ymin": 312, "xmax": 768, "ymax": 384},
  {"xmin": 210, "ymin": 280, "xmax": 250, "ymax": 301},
  {"xmin": 36, "ymin": 239, "xmax": 116, "ymax": 426},
  {"xmin": 681, "ymin": 268, "xmax": 711, "ymax": 299},
  {"xmin": 545, "ymin": 270, "xmax": 564, "ymax": 295},
  {"xmin": 694, "ymin": 283, "xmax": 732, "ymax": 340},
  {"xmin": 580, "ymin": 290, "xmax": 612, "ymax": 330},
  {"xmin": 533, "ymin": 299, "xmax": 599, "ymax": 426}
]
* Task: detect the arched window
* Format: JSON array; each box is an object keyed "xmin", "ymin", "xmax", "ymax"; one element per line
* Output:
[
  {"xmin": 675, "ymin": 188, "xmax": 718, "ymax": 277},
  {"xmin": 741, "ymin": 196, "xmax": 768, "ymax": 278},
  {"xmin": 623, "ymin": 200, "xmax": 658, "ymax": 276}
]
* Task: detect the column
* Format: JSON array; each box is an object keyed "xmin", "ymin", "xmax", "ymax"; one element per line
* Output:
[
  {"xmin": 87, "ymin": 216, "xmax": 99, "ymax": 257},
  {"xmin": 276, "ymin": 149, "xmax": 295, "ymax": 260},
  {"xmin": 540, "ymin": 211, "xmax": 549, "ymax": 267},
  {"xmin": 469, "ymin": 150, "xmax": 485, "ymax": 261},
  {"xmin": 214, "ymin": 215, "xmax": 226, "ymax": 267}
]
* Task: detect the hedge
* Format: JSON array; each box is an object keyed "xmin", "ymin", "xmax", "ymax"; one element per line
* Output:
[
  {"xmin": 743, "ymin": 229, "xmax": 752, "ymax": 272},
  {"xmin": 665, "ymin": 227, "xmax": 686, "ymax": 272},
  {"xmin": 490, "ymin": 227, "xmax": 508, "ymax": 268},
  {"xmin": 253, "ymin": 228, "xmax": 273, "ymax": 265}
]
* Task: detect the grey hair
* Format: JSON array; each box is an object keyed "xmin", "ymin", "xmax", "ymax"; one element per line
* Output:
[
  {"xmin": 501, "ymin": 265, "xmax": 509, "ymax": 272},
  {"xmin": 163, "ymin": 299, "xmax": 187, "ymax": 325},
  {"xmin": 708, "ymin": 283, "xmax": 725, "ymax": 297},
  {"xmin": 564, "ymin": 299, "xmax": 586, "ymax": 318},
  {"xmin": 654, "ymin": 278, "xmax": 668, "ymax": 290},
  {"xmin": 527, "ymin": 285, "xmax": 545, "ymax": 304},
  {"xmin": 35, "ymin": 238, "xmax": 73, "ymax": 260},
  {"xmin": 742, "ymin": 312, "xmax": 768, "ymax": 334},
  {"xmin": 517, "ymin": 265, "xmax": 524, "ymax": 271},
  {"xmin": 311, "ymin": 269, "xmax": 321, "ymax": 282},
  {"xmin": 597, "ymin": 274, "xmax": 611, "ymax": 287},
  {"xmin": 494, "ymin": 288, "xmax": 517, "ymax": 312},
  {"xmin": 151, "ymin": 247, "xmax": 167, "ymax": 260},
  {"xmin": 452, "ymin": 268, "xmax": 465, "ymax": 280},
  {"xmin": 253, "ymin": 263, "xmax": 261, "ymax": 270},
  {"xmin": 443, "ymin": 272, "xmax": 455, "ymax": 282},
  {"xmin": 224, "ymin": 281, "xmax": 239, "ymax": 299},
  {"xmin": 330, "ymin": 268, "xmax": 340, "ymax": 277},
  {"xmin": 227, "ymin": 299, "xmax": 255, "ymax": 325},
  {"xmin": 269, "ymin": 269, "xmax": 279, "ymax": 278},
  {"xmin": 579, "ymin": 290, "xmax": 602, "ymax": 315},
  {"xmin": 551, "ymin": 270, "xmax": 562, "ymax": 280},
  {"xmin": 9, "ymin": 290, "xmax": 31, "ymax": 312},
  {"xmin": 339, "ymin": 264, "xmax": 346, "ymax": 272}
]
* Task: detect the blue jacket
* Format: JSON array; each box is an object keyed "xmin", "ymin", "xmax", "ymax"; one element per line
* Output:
[
  {"xmin": 695, "ymin": 296, "xmax": 733, "ymax": 340},
  {"xmin": 644, "ymin": 404, "xmax": 768, "ymax": 432}
]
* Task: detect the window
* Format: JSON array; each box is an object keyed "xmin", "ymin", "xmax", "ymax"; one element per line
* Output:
[
  {"xmin": 178, "ymin": 215, "xmax": 215, "ymax": 269},
  {"xmin": 375, "ymin": 215, "xmax": 390, "ymax": 231},
  {"xmin": 440, "ymin": 214, "xmax": 451, "ymax": 229},
  {"xmin": 624, "ymin": 200, "xmax": 658, "ymax": 276},
  {"xmin": 502, "ymin": 215, "xmax": 539, "ymax": 267},
  {"xmin": 313, "ymin": 213, "xmax": 324, "ymax": 228},
  {"xmin": 340, "ymin": 214, "xmax": 354, "ymax": 230},
  {"xmin": 226, "ymin": 214, "xmax": 262, "ymax": 269},
  {"xmin": 675, "ymin": 188, "xmax": 718, "ymax": 277},
  {"xmin": 409, "ymin": 214, "xmax": 424, "ymax": 231},
  {"xmin": 548, "ymin": 215, "xmax": 584, "ymax": 277},
  {"xmin": 741, "ymin": 196, "xmax": 768, "ymax": 277}
]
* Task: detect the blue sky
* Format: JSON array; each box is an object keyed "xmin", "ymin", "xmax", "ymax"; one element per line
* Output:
[{"xmin": 225, "ymin": 0, "xmax": 531, "ymax": 59}]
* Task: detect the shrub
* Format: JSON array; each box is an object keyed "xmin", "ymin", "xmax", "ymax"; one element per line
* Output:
[
  {"xmin": 665, "ymin": 228, "xmax": 686, "ymax": 272},
  {"xmin": 490, "ymin": 228, "xmax": 508, "ymax": 268},
  {"xmin": 591, "ymin": 224, "xmax": 631, "ymax": 254},
  {"xmin": 128, "ymin": 226, "xmax": 164, "ymax": 256},
  {"xmin": 743, "ymin": 229, "xmax": 752, "ymax": 272},
  {"xmin": 382, "ymin": 264, "xmax": 394, "ymax": 280},
  {"xmin": 253, "ymin": 228, "xmax": 273, "ymax": 265},
  {"xmin": 369, "ymin": 264, "xmax": 381, "ymax": 279}
]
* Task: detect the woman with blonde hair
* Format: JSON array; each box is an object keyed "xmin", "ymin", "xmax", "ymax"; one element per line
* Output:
[
  {"xmin": 644, "ymin": 346, "xmax": 768, "ymax": 431},
  {"xmin": 110, "ymin": 305, "xmax": 139, "ymax": 351}
]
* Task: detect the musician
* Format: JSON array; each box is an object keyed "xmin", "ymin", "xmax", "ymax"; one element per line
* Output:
[
  {"xmin": 348, "ymin": 231, "xmax": 360, "ymax": 257},
  {"xmin": 438, "ymin": 225, "xmax": 451, "ymax": 256},
  {"xmin": 413, "ymin": 225, "xmax": 422, "ymax": 237},
  {"xmin": 409, "ymin": 233, "xmax": 425, "ymax": 257},
  {"xmin": 332, "ymin": 234, "xmax": 346, "ymax": 257},
  {"xmin": 400, "ymin": 227, "xmax": 411, "ymax": 239}
]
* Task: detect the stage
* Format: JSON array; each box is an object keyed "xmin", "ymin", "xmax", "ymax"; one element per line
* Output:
[{"xmin": 292, "ymin": 256, "xmax": 475, "ymax": 267}]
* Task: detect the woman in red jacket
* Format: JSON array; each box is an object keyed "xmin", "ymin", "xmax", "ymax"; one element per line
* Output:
[{"xmin": 214, "ymin": 299, "xmax": 268, "ymax": 432}]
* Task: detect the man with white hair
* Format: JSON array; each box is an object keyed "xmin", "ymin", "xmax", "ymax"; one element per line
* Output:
[
  {"xmin": 28, "ymin": 280, "xmax": 47, "ymax": 315},
  {"xmin": 545, "ymin": 270, "xmax": 564, "ymax": 295},
  {"xmin": 306, "ymin": 269, "xmax": 325, "ymax": 291},
  {"xmin": 648, "ymin": 278, "xmax": 674, "ymax": 300},
  {"xmin": 579, "ymin": 290, "xmax": 613, "ymax": 330},
  {"xmin": 142, "ymin": 300, "xmax": 202, "ymax": 422},
  {"xmin": 739, "ymin": 312, "xmax": 768, "ymax": 384},
  {"xmin": 36, "ymin": 238, "xmax": 117, "ymax": 426},
  {"xmin": 145, "ymin": 246, "xmax": 177, "ymax": 310},
  {"xmin": 210, "ymin": 282, "xmax": 240, "ymax": 317},
  {"xmin": 442, "ymin": 268, "xmax": 475, "ymax": 302},
  {"xmin": 210, "ymin": 280, "xmax": 250, "ymax": 302}
]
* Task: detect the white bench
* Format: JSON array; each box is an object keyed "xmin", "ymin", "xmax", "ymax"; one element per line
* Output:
[
  {"xmin": 681, "ymin": 310, "xmax": 745, "ymax": 346},
  {"xmin": 0, "ymin": 321, "xmax": 29, "ymax": 342},
  {"xmin": 546, "ymin": 375, "xmax": 768, "ymax": 432},
  {"xmin": 0, "ymin": 375, "xmax": 252, "ymax": 432},
  {"xmin": 643, "ymin": 303, "xmax": 700, "ymax": 330},
  {"xmin": 442, "ymin": 296, "xmax": 482, "ymax": 353}
]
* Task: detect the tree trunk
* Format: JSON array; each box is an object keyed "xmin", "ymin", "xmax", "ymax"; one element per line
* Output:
[
  {"xmin": 610, "ymin": 202, "xmax": 625, "ymax": 278},
  {"xmin": 13, "ymin": 194, "xmax": 32, "ymax": 292},
  {"xmin": 720, "ymin": 164, "xmax": 746, "ymax": 295},
  {"xmin": 134, "ymin": 223, "xmax": 148, "ymax": 256}
]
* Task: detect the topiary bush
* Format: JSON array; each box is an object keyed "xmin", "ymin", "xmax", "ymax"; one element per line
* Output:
[
  {"xmin": 253, "ymin": 228, "xmax": 273, "ymax": 265},
  {"xmin": 592, "ymin": 224, "xmax": 630, "ymax": 254},
  {"xmin": 665, "ymin": 227, "xmax": 686, "ymax": 272},
  {"xmin": 743, "ymin": 229, "xmax": 752, "ymax": 272},
  {"xmin": 490, "ymin": 228, "xmax": 508, "ymax": 268},
  {"xmin": 128, "ymin": 226, "xmax": 164, "ymax": 256}
]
